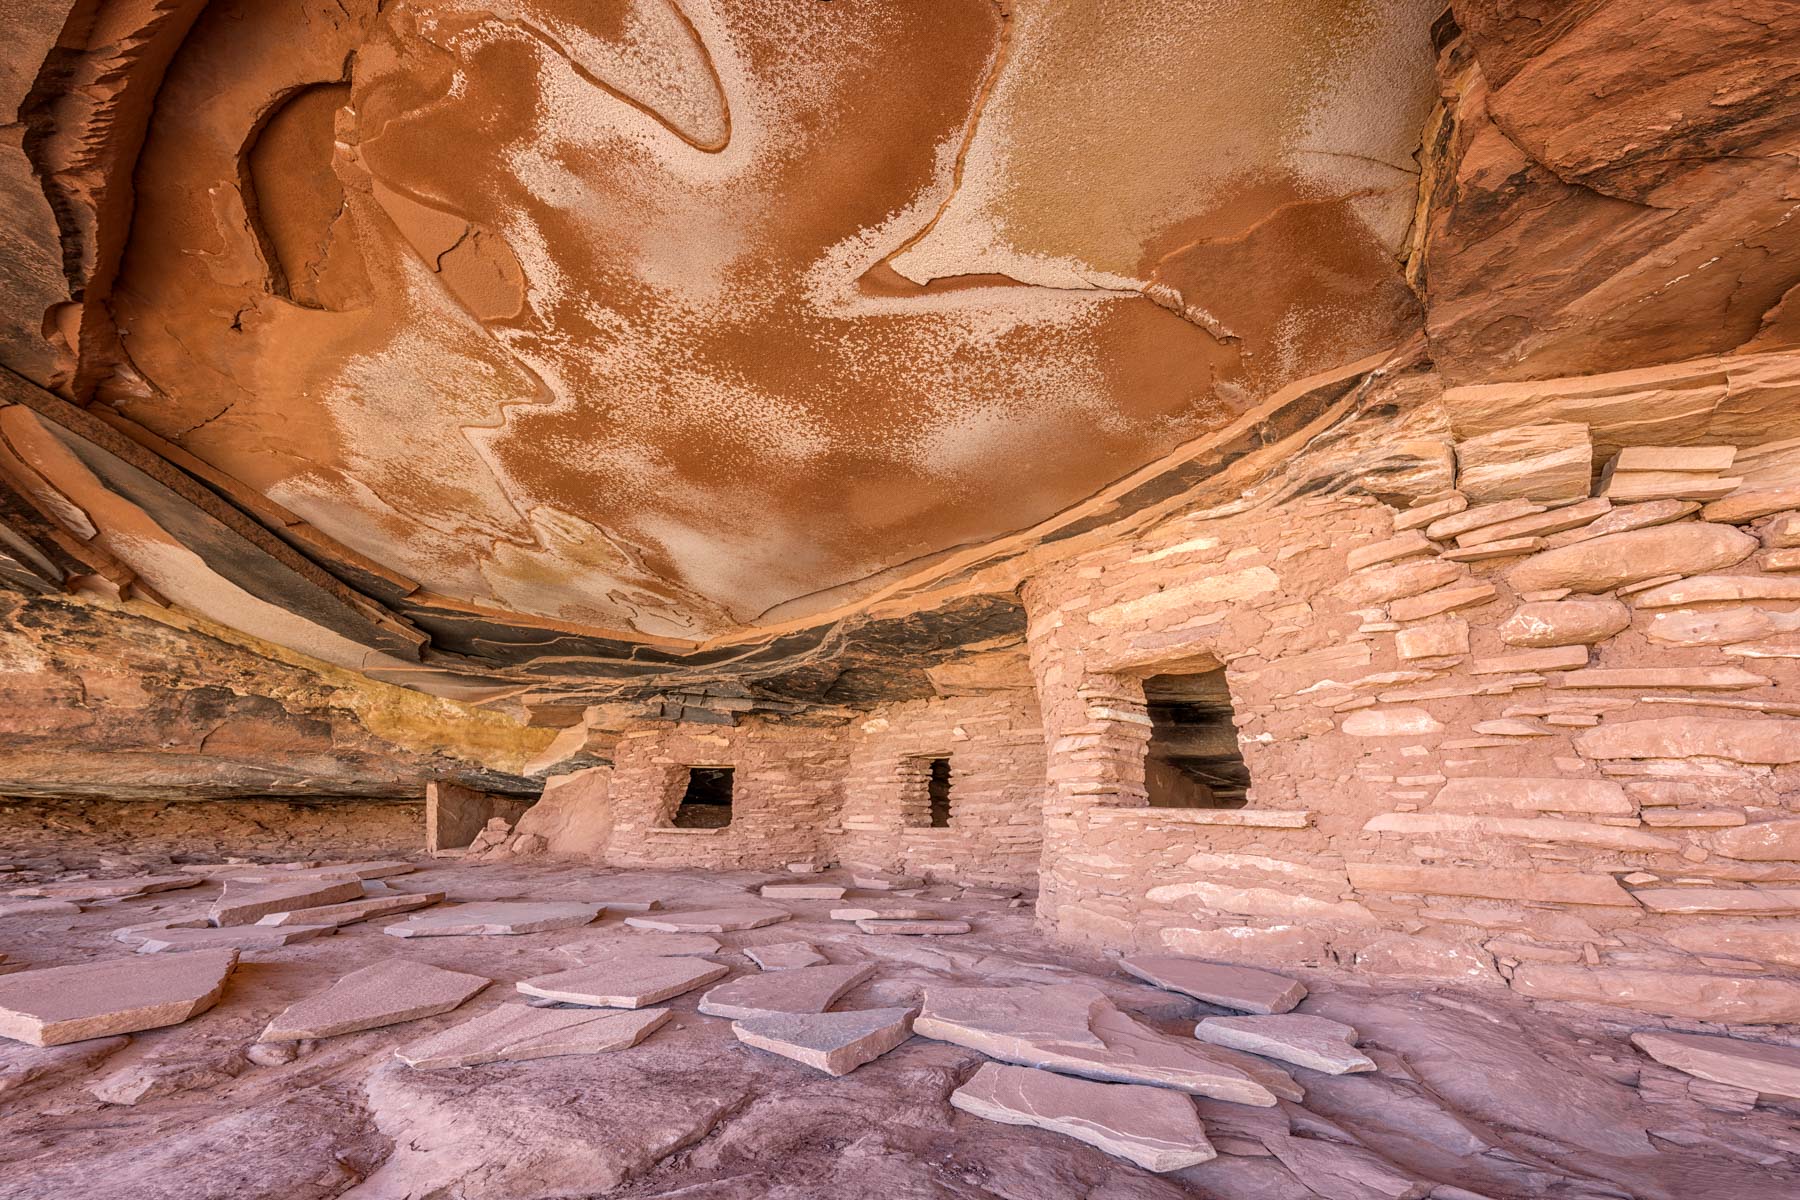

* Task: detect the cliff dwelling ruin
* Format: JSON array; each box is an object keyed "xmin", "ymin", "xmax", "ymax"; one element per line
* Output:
[{"xmin": 2, "ymin": 2, "xmax": 1799, "ymax": 1197}]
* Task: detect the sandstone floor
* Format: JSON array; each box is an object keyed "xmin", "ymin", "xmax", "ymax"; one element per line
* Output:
[{"xmin": 1, "ymin": 857, "xmax": 1796, "ymax": 1200}]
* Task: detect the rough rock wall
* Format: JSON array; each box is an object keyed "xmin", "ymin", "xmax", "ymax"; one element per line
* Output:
[
  {"xmin": 0, "ymin": 793, "xmax": 420, "ymax": 862},
  {"xmin": 0, "ymin": 586, "xmax": 552, "ymax": 800},
  {"xmin": 1023, "ymin": 364, "xmax": 1800, "ymax": 1022}
]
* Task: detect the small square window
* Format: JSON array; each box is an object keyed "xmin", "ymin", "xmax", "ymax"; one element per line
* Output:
[{"xmin": 673, "ymin": 767, "xmax": 733, "ymax": 828}]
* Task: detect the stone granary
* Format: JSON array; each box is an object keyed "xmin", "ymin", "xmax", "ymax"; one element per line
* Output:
[{"xmin": 1, "ymin": 1, "xmax": 1799, "ymax": 1196}]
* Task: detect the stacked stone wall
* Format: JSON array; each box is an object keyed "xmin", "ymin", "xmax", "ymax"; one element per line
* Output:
[
  {"xmin": 836, "ymin": 694, "xmax": 1045, "ymax": 886},
  {"xmin": 1023, "ymin": 430, "xmax": 1800, "ymax": 1022}
]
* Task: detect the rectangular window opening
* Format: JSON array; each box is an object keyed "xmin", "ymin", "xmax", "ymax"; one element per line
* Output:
[
  {"xmin": 672, "ymin": 766, "xmax": 734, "ymax": 828},
  {"xmin": 1143, "ymin": 669, "xmax": 1250, "ymax": 809},
  {"xmin": 927, "ymin": 757, "xmax": 952, "ymax": 828}
]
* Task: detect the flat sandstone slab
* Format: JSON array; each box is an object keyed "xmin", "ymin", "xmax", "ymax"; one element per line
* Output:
[
  {"xmin": 830, "ymin": 907, "xmax": 938, "ymax": 922},
  {"xmin": 916, "ymin": 983, "xmax": 1294, "ymax": 1106},
  {"xmin": 0, "ymin": 949, "xmax": 238, "ymax": 1047},
  {"xmin": 219, "ymin": 861, "xmax": 418, "ymax": 883},
  {"xmin": 384, "ymin": 901, "xmax": 602, "ymax": 937},
  {"xmin": 626, "ymin": 908, "xmax": 791, "ymax": 933},
  {"xmin": 951, "ymin": 1062, "xmax": 1216, "ymax": 1173},
  {"xmin": 255, "ymin": 891, "xmax": 444, "ymax": 927},
  {"xmin": 12, "ymin": 875, "xmax": 201, "ymax": 900},
  {"xmin": 557, "ymin": 932, "xmax": 722, "ymax": 959},
  {"xmin": 210, "ymin": 879, "xmax": 365, "ymax": 926},
  {"xmin": 397, "ymin": 1003, "xmax": 670, "ymax": 1069},
  {"xmin": 1195, "ymin": 1015, "xmax": 1375, "ymax": 1075},
  {"xmin": 134, "ymin": 924, "xmax": 336, "ymax": 954},
  {"xmin": 699, "ymin": 963, "xmax": 876, "ymax": 1019},
  {"xmin": 516, "ymin": 957, "xmax": 728, "ymax": 1008},
  {"xmin": 759, "ymin": 884, "xmax": 846, "ymax": 900},
  {"xmin": 1120, "ymin": 956, "xmax": 1306, "ymax": 1014},
  {"xmin": 261, "ymin": 960, "xmax": 490, "ymax": 1041},
  {"xmin": 745, "ymin": 942, "xmax": 828, "ymax": 970},
  {"xmin": 1631, "ymin": 1031, "xmax": 1800, "ymax": 1099},
  {"xmin": 732, "ymin": 1005, "xmax": 916, "ymax": 1075},
  {"xmin": 856, "ymin": 918, "xmax": 972, "ymax": 935}
]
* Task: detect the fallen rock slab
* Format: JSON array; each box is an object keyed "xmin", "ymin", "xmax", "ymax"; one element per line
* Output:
[
  {"xmin": 698, "ymin": 962, "xmax": 875, "ymax": 1019},
  {"xmin": 1630, "ymin": 1031, "xmax": 1800, "ymax": 1099},
  {"xmin": 209, "ymin": 879, "xmax": 364, "ymax": 926},
  {"xmin": 260, "ymin": 960, "xmax": 490, "ymax": 1041},
  {"xmin": 950, "ymin": 1061, "xmax": 1216, "ymax": 1172},
  {"xmin": 759, "ymin": 884, "xmax": 846, "ymax": 900},
  {"xmin": 916, "ymin": 983, "xmax": 1295, "ymax": 1105},
  {"xmin": 134, "ymin": 924, "xmax": 336, "ymax": 954},
  {"xmin": 557, "ymin": 932, "xmax": 722, "ymax": 959},
  {"xmin": 732, "ymin": 1005, "xmax": 915, "ymax": 1075},
  {"xmin": 625, "ymin": 908, "xmax": 790, "ymax": 933},
  {"xmin": 745, "ymin": 942, "xmax": 827, "ymax": 970},
  {"xmin": 830, "ymin": 906, "xmax": 938, "ymax": 922},
  {"xmin": 9, "ymin": 874, "xmax": 201, "ymax": 900},
  {"xmin": 255, "ymin": 891, "xmax": 444, "ymax": 927},
  {"xmin": 0, "ymin": 899, "xmax": 82, "ymax": 918},
  {"xmin": 516, "ymin": 957, "xmax": 728, "ymax": 1007},
  {"xmin": 1120, "ymin": 956, "xmax": 1306, "ymax": 1014},
  {"xmin": 0, "ymin": 949, "xmax": 238, "ymax": 1046},
  {"xmin": 383, "ymin": 901, "xmax": 602, "ymax": 937},
  {"xmin": 856, "ymin": 918, "xmax": 972, "ymax": 935},
  {"xmin": 850, "ymin": 872, "xmax": 923, "ymax": 891},
  {"xmin": 1195, "ymin": 1015, "xmax": 1375, "ymax": 1075},
  {"xmin": 397, "ymin": 1003, "xmax": 670, "ymax": 1069},
  {"xmin": 220, "ymin": 861, "xmax": 418, "ymax": 883}
]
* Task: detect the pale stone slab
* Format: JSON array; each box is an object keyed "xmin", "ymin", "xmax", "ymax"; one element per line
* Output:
[
  {"xmin": 255, "ymin": 891, "xmax": 444, "ymax": 927},
  {"xmin": 1714, "ymin": 820, "xmax": 1800, "ymax": 861},
  {"xmin": 383, "ymin": 901, "xmax": 602, "ymax": 937},
  {"xmin": 0, "ymin": 949, "xmax": 238, "ymax": 1046},
  {"xmin": 11, "ymin": 875, "xmax": 201, "ymax": 901},
  {"xmin": 830, "ymin": 906, "xmax": 938, "ymax": 921},
  {"xmin": 745, "ymin": 942, "xmax": 828, "ymax": 970},
  {"xmin": 855, "ymin": 918, "xmax": 972, "ymax": 935},
  {"xmin": 1431, "ymin": 776, "xmax": 1633, "ymax": 814},
  {"xmin": 698, "ymin": 963, "xmax": 875, "ymax": 1019},
  {"xmin": 1577, "ymin": 717, "xmax": 1800, "ymax": 765},
  {"xmin": 516, "ymin": 957, "xmax": 728, "ymax": 1007},
  {"xmin": 219, "ymin": 861, "xmax": 418, "ymax": 883},
  {"xmin": 1631, "ymin": 888, "xmax": 1800, "ymax": 915},
  {"xmin": 261, "ymin": 960, "xmax": 490, "ymax": 1041},
  {"xmin": 209, "ymin": 879, "xmax": 364, "ymax": 926},
  {"xmin": 557, "ymin": 932, "xmax": 722, "ymax": 958},
  {"xmin": 1454, "ymin": 422, "xmax": 1591, "ymax": 504},
  {"xmin": 0, "ymin": 899, "xmax": 81, "ymax": 918},
  {"xmin": 1388, "ymin": 582, "xmax": 1497, "ymax": 621},
  {"xmin": 850, "ymin": 872, "xmax": 923, "ymax": 891},
  {"xmin": 732, "ymin": 1005, "xmax": 916, "ymax": 1075},
  {"xmin": 1119, "ymin": 956, "xmax": 1305, "ymax": 1014},
  {"xmin": 397, "ymin": 1003, "xmax": 670, "ymax": 1069},
  {"xmin": 759, "ymin": 884, "xmax": 846, "ymax": 900},
  {"xmin": 134, "ymin": 924, "xmax": 336, "ymax": 954},
  {"xmin": 1507, "ymin": 524, "xmax": 1757, "ymax": 594},
  {"xmin": 1631, "ymin": 1031, "xmax": 1800, "ymax": 1099},
  {"xmin": 1195, "ymin": 1015, "xmax": 1375, "ymax": 1075},
  {"xmin": 1498, "ymin": 599, "xmax": 1630, "ymax": 647},
  {"xmin": 1346, "ymin": 863, "xmax": 1636, "ymax": 907},
  {"xmin": 1511, "ymin": 965, "xmax": 1800, "ymax": 1023},
  {"xmin": 915, "ymin": 983, "xmax": 1296, "ymax": 1105},
  {"xmin": 625, "ymin": 908, "xmax": 791, "ymax": 933},
  {"xmin": 951, "ymin": 1062, "xmax": 1216, "ymax": 1173}
]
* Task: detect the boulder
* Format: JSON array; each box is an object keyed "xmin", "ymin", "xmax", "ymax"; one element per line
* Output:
[
  {"xmin": 1506, "ymin": 523, "xmax": 1756, "ymax": 594},
  {"xmin": 950, "ymin": 1062, "xmax": 1216, "ymax": 1173}
]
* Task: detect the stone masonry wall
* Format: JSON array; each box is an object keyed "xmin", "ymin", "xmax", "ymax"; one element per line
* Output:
[
  {"xmin": 602, "ymin": 718, "xmax": 852, "ymax": 872},
  {"xmin": 1022, "ymin": 428, "xmax": 1800, "ymax": 1023},
  {"xmin": 836, "ymin": 694, "xmax": 1045, "ymax": 886}
]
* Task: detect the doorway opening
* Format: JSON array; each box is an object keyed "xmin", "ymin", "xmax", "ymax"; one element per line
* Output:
[
  {"xmin": 1143, "ymin": 670, "xmax": 1249, "ymax": 808},
  {"xmin": 672, "ymin": 767, "xmax": 734, "ymax": 828}
]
